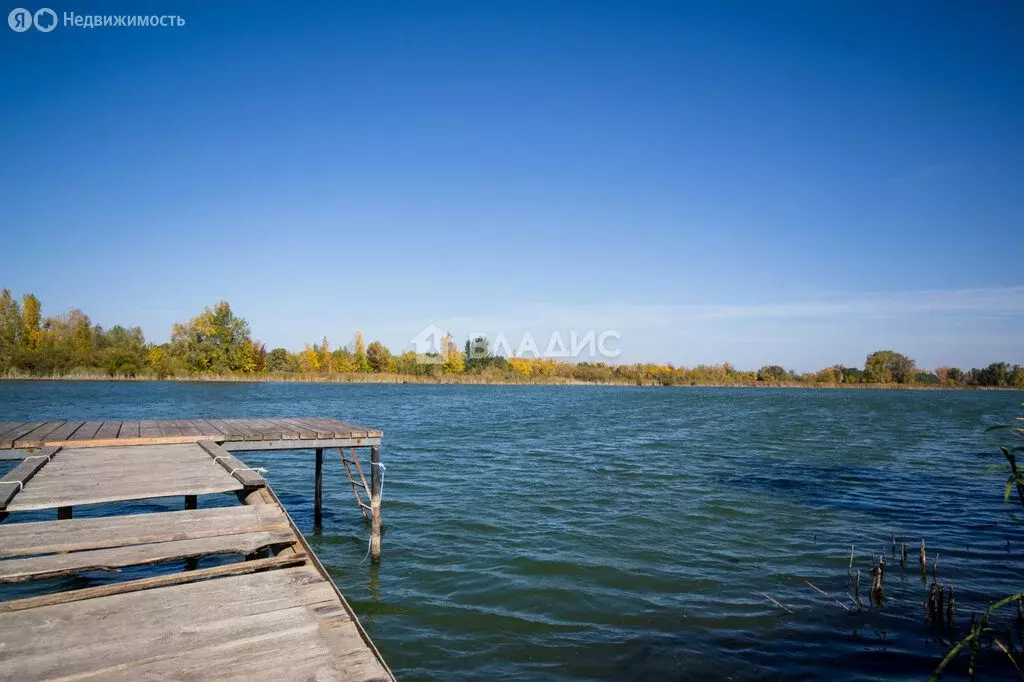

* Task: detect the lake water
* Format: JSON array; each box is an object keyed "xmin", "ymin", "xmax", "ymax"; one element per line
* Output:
[{"xmin": 1, "ymin": 382, "xmax": 1022, "ymax": 680}]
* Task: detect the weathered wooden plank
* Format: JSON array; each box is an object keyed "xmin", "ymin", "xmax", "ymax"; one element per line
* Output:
[
  {"xmin": 250, "ymin": 418, "xmax": 287, "ymax": 439},
  {"xmin": 12, "ymin": 421, "xmax": 64, "ymax": 448},
  {"xmin": 232, "ymin": 418, "xmax": 276, "ymax": 440},
  {"xmin": 7, "ymin": 480, "xmax": 245, "ymax": 511},
  {"xmin": 17, "ymin": 470, "xmax": 247, "ymax": 495},
  {"xmin": 118, "ymin": 420, "xmax": 141, "ymax": 439},
  {"xmin": 223, "ymin": 437, "xmax": 380, "ymax": 451},
  {"xmin": 0, "ymin": 422, "xmax": 45, "ymax": 449},
  {"xmin": 0, "ymin": 529, "xmax": 298, "ymax": 582},
  {"xmin": 318, "ymin": 418, "xmax": 381, "ymax": 438},
  {"xmin": 215, "ymin": 419, "xmax": 254, "ymax": 440},
  {"xmin": 39, "ymin": 420, "xmax": 85, "ymax": 444},
  {"xmin": 0, "ymin": 566, "xmax": 338, "ymax": 680},
  {"xmin": 6, "ymin": 419, "xmax": 383, "ymax": 448},
  {"xmin": 188, "ymin": 418, "xmax": 228, "ymax": 438},
  {"xmin": 19, "ymin": 443, "xmax": 226, "ymax": 474},
  {"xmin": 252, "ymin": 480, "xmax": 395, "ymax": 679},
  {"xmin": 171, "ymin": 419, "xmax": 203, "ymax": 437},
  {"xmin": 26, "ymin": 445, "xmax": 214, "ymax": 469},
  {"xmin": 47, "ymin": 434, "xmax": 208, "ymax": 448},
  {"xmin": 316, "ymin": 418, "xmax": 371, "ymax": 438},
  {"xmin": 0, "ymin": 553, "xmax": 307, "ymax": 613},
  {"xmin": 8, "ymin": 444, "xmax": 244, "ymax": 509},
  {"xmin": 20, "ymin": 463, "xmax": 222, "ymax": 486},
  {"xmin": 156, "ymin": 419, "xmax": 184, "ymax": 437},
  {"xmin": 262, "ymin": 418, "xmax": 303, "ymax": 439},
  {"xmin": 208, "ymin": 418, "xmax": 247, "ymax": 440},
  {"xmin": 139, "ymin": 420, "xmax": 163, "ymax": 438},
  {"xmin": 69, "ymin": 420, "xmax": 104, "ymax": 441},
  {"xmin": 0, "ymin": 446, "xmax": 60, "ymax": 509},
  {"xmin": 183, "ymin": 418, "xmax": 219, "ymax": 437},
  {"xmin": 0, "ymin": 505, "xmax": 289, "ymax": 558},
  {"xmin": 276, "ymin": 417, "xmax": 320, "ymax": 439},
  {"xmin": 234, "ymin": 418, "xmax": 267, "ymax": 441},
  {"xmin": 81, "ymin": 621, "xmax": 393, "ymax": 682},
  {"xmin": 197, "ymin": 440, "xmax": 267, "ymax": 487},
  {"xmin": 92, "ymin": 420, "xmax": 122, "ymax": 440},
  {"xmin": 0, "ymin": 422, "xmax": 24, "ymax": 438},
  {"xmin": 298, "ymin": 418, "xmax": 338, "ymax": 438}
]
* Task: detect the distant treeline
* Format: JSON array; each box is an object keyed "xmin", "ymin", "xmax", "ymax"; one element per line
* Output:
[{"xmin": 0, "ymin": 290, "xmax": 1021, "ymax": 388}]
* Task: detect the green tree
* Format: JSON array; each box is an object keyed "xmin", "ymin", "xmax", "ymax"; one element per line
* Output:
[
  {"xmin": 441, "ymin": 333, "xmax": 464, "ymax": 374},
  {"xmin": 975, "ymin": 362, "xmax": 1011, "ymax": 387},
  {"xmin": 864, "ymin": 350, "xmax": 915, "ymax": 384},
  {"xmin": 352, "ymin": 331, "xmax": 371, "ymax": 372},
  {"xmin": 757, "ymin": 365, "xmax": 789, "ymax": 382},
  {"xmin": 464, "ymin": 336, "xmax": 506, "ymax": 372},
  {"xmin": 148, "ymin": 344, "xmax": 185, "ymax": 379},
  {"xmin": 239, "ymin": 338, "xmax": 267, "ymax": 373},
  {"xmin": 97, "ymin": 325, "xmax": 147, "ymax": 377},
  {"xmin": 366, "ymin": 340, "xmax": 394, "ymax": 373},
  {"xmin": 266, "ymin": 348, "xmax": 297, "ymax": 373},
  {"xmin": 0, "ymin": 289, "xmax": 22, "ymax": 371},
  {"xmin": 332, "ymin": 347, "xmax": 356, "ymax": 372},
  {"xmin": 298, "ymin": 344, "xmax": 320, "ymax": 372},
  {"xmin": 169, "ymin": 301, "xmax": 252, "ymax": 373},
  {"xmin": 317, "ymin": 337, "xmax": 334, "ymax": 373},
  {"xmin": 20, "ymin": 293, "xmax": 41, "ymax": 353},
  {"xmin": 394, "ymin": 350, "xmax": 419, "ymax": 375}
]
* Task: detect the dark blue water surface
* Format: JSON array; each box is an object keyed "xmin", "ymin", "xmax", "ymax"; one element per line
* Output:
[{"xmin": 1, "ymin": 382, "xmax": 1023, "ymax": 681}]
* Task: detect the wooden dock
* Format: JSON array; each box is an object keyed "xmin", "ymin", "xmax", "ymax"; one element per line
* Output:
[{"xmin": 0, "ymin": 419, "xmax": 393, "ymax": 681}]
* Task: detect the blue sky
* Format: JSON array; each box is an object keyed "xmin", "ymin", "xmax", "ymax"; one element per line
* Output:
[{"xmin": 1, "ymin": 1, "xmax": 1021, "ymax": 371}]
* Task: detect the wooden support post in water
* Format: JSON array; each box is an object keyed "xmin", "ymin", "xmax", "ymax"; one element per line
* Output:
[
  {"xmin": 57, "ymin": 506, "xmax": 72, "ymax": 520},
  {"xmin": 184, "ymin": 495, "xmax": 197, "ymax": 510},
  {"xmin": 314, "ymin": 447, "xmax": 324, "ymax": 525},
  {"xmin": 370, "ymin": 444, "xmax": 382, "ymax": 561}
]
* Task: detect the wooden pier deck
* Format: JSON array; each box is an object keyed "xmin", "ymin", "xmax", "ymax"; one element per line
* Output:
[
  {"xmin": 0, "ymin": 420, "xmax": 393, "ymax": 681},
  {"xmin": 0, "ymin": 418, "xmax": 383, "ymax": 452}
]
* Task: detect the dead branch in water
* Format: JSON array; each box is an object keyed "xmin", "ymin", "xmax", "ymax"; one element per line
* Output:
[
  {"xmin": 760, "ymin": 593, "xmax": 794, "ymax": 615},
  {"xmin": 806, "ymin": 581, "xmax": 852, "ymax": 613}
]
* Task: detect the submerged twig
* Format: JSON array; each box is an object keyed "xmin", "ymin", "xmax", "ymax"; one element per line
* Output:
[
  {"xmin": 993, "ymin": 639, "xmax": 1024, "ymax": 681},
  {"xmin": 806, "ymin": 580, "xmax": 852, "ymax": 612},
  {"xmin": 921, "ymin": 539, "xmax": 928, "ymax": 584},
  {"xmin": 760, "ymin": 593, "xmax": 794, "ymax": 615}
]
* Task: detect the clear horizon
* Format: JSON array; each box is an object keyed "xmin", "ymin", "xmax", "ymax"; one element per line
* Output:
[{"xmin": 2, "ymin": 1, "xmax": 1021, "ymax": 372}]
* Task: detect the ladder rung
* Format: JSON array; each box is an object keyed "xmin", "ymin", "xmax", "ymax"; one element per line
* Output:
[{"xmin": 344, "ymin": 477, "xmax": 369, "ymax": 492}]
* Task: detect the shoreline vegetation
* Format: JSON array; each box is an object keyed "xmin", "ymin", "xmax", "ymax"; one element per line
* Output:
[
  {"xmin": 2, "ymin": 292, "xmax": 1022, "ymax": 390},
  {"xmin": 1, "ymin": 370, "xmax": 1023, "ymax": 390}
]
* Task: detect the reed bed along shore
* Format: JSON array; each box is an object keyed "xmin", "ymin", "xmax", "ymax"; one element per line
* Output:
[{"xmin": 1, "ymin": 371, "xmax": 1021, "ymax": 390}]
